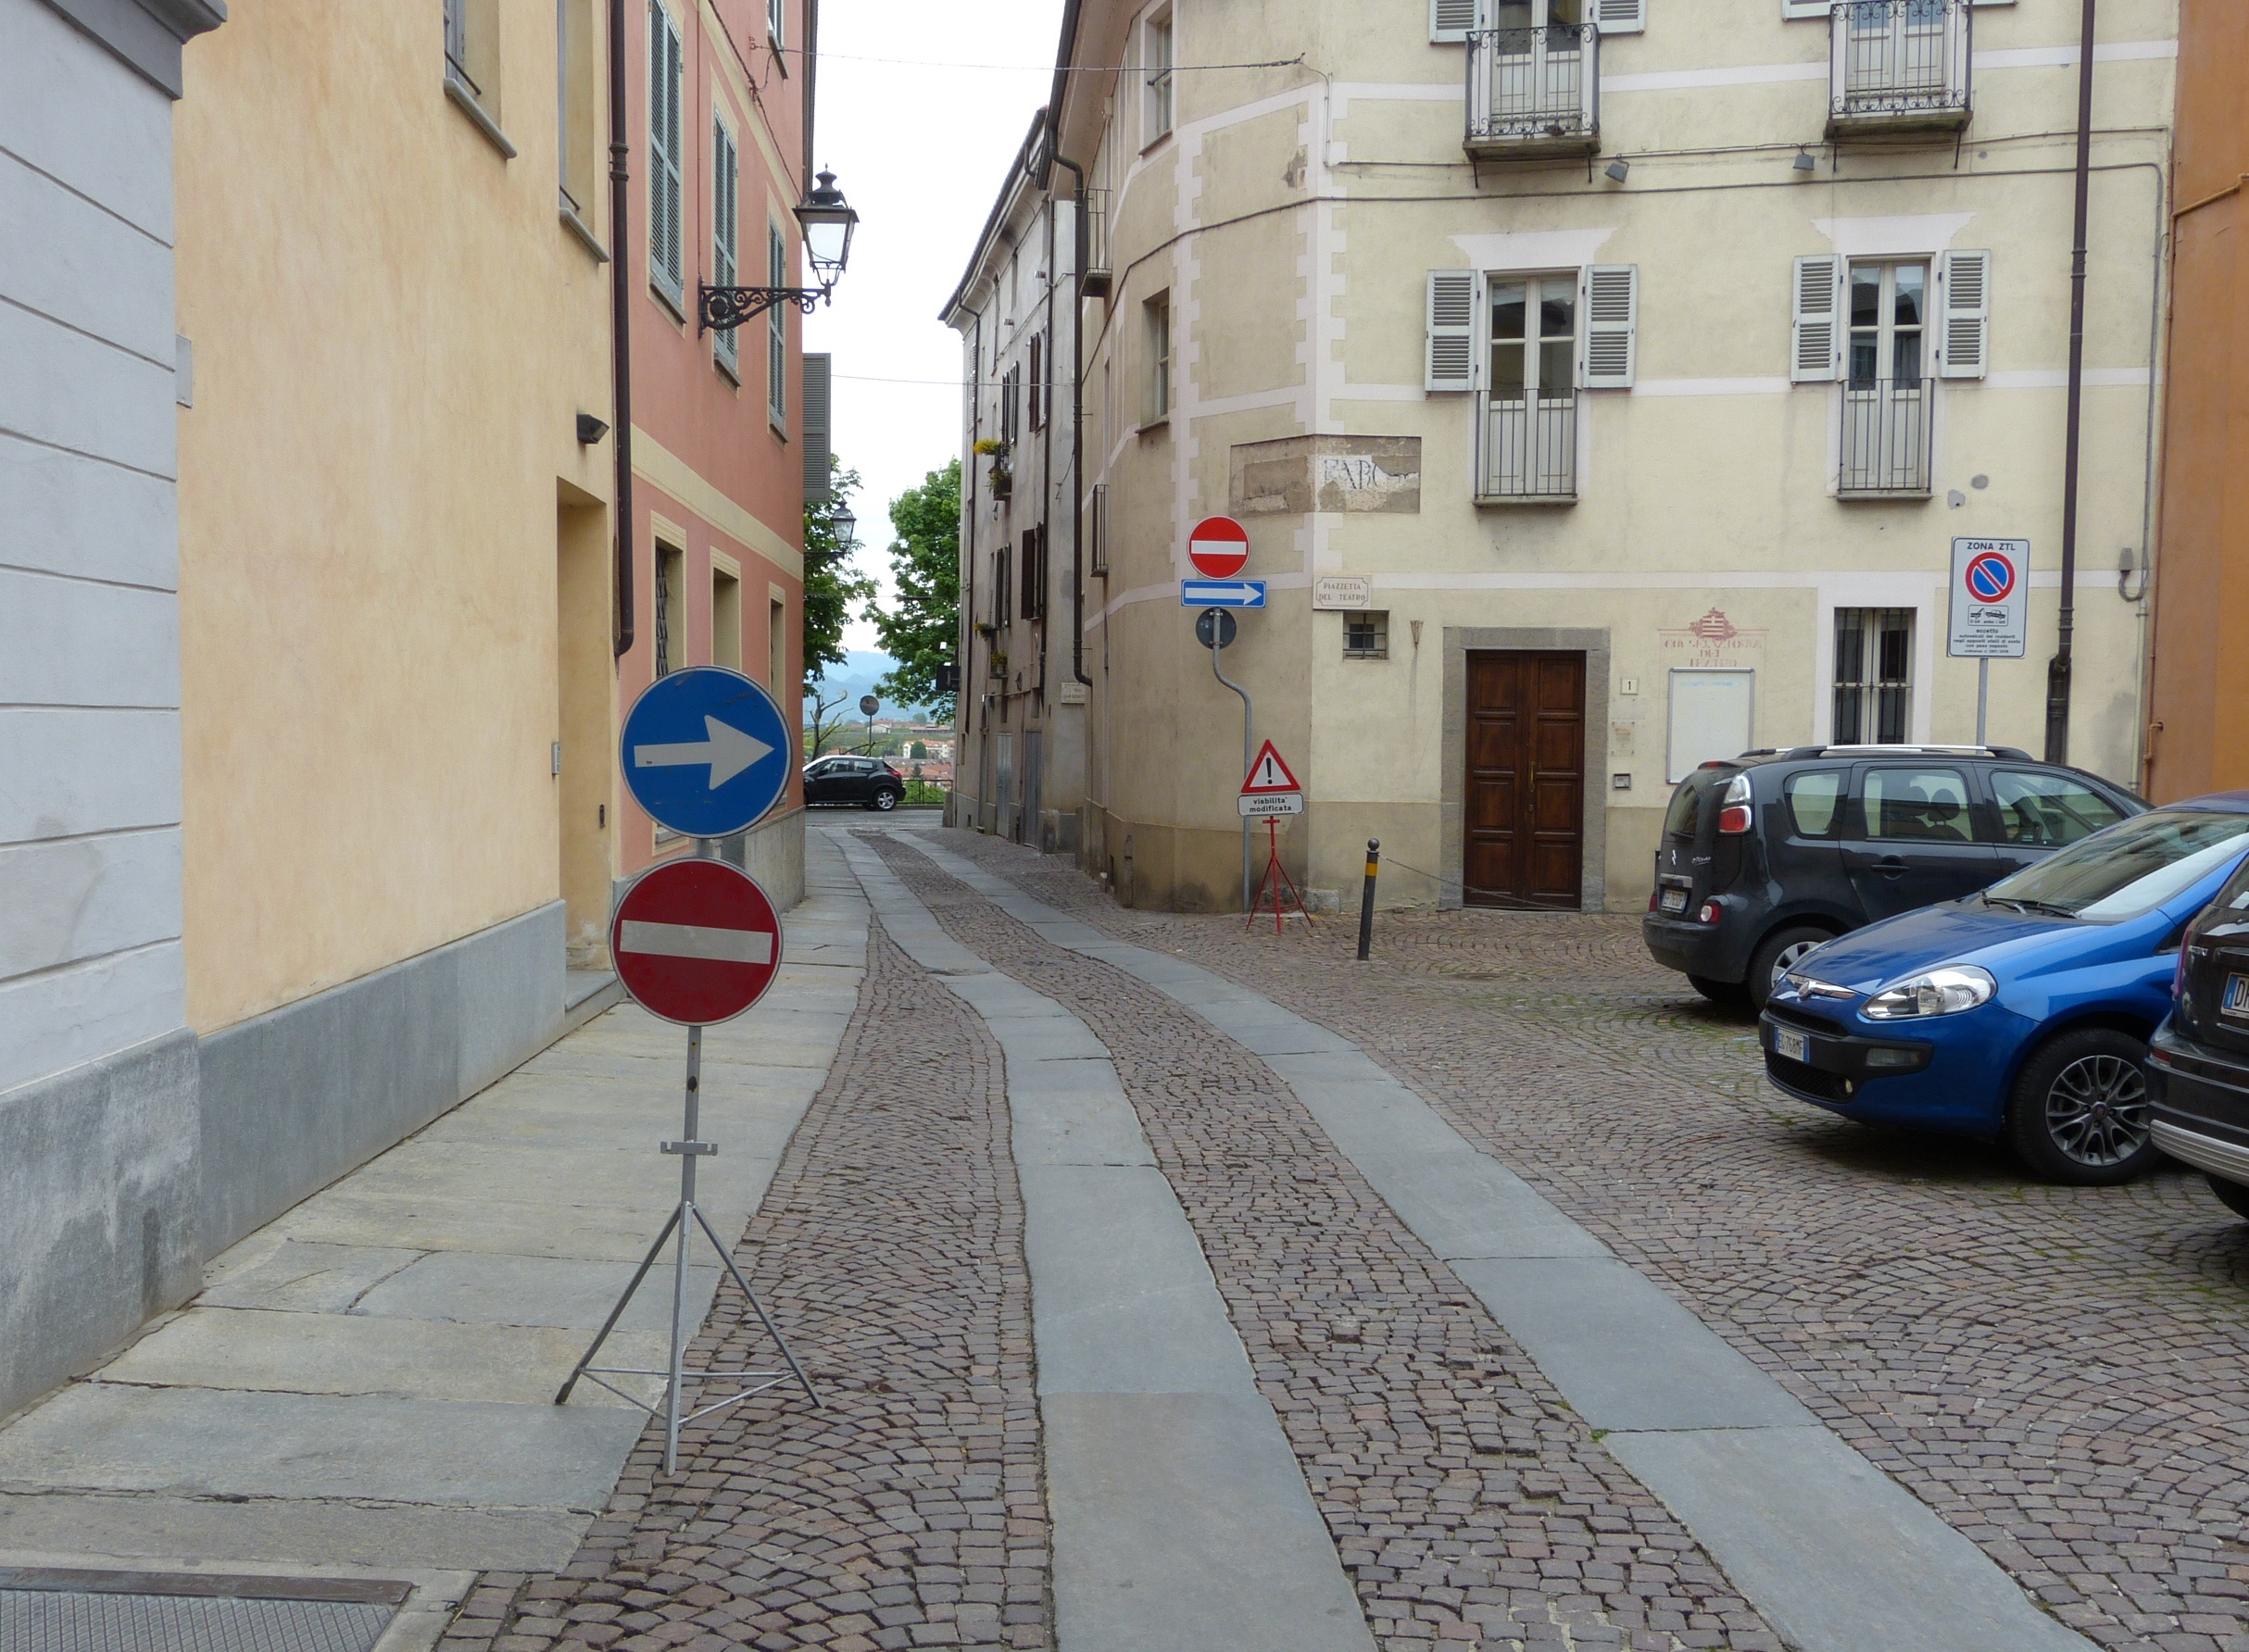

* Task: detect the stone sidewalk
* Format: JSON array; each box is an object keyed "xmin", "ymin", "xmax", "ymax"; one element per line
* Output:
[{"xmin": 0, "ymin": 840, "xmax": 867, "ymax": 1644}]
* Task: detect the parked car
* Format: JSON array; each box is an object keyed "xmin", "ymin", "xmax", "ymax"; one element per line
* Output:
[
  {"xmin": 1643, "ymin": 745, "xmax": 2146, "ymax": 1008},
  {"xmin": 1758, "ymin": 795, "xmax": 2249, "ymax": 1183},
  {"xmin": 803, "ymin": 754, "xmax": 904, "ymax": 810},
  {"xmin": 2146, "ymin": 842, "xmax": 2249, "ymax": 1219}
]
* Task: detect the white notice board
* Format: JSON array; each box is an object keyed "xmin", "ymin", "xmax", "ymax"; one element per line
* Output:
[{"xmin": 1667, "ymin": 670, "xmax": 1755, "ymax": 783}]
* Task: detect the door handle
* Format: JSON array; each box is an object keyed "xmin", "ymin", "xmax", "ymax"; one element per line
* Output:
[{"xmin": 1873, "ymin": 856, "xmax": 1908, "ymax": 878}]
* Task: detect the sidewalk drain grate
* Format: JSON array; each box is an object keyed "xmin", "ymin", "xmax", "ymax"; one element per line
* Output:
[{"xmin": 0, "ymin": 1567, "xmax": 407, "ymax": 1652}]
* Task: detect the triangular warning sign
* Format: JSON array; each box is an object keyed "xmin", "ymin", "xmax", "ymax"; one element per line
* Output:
[{"xmin": 1240, "ymin": 740, "xmax": 1302, "ymax": 795}]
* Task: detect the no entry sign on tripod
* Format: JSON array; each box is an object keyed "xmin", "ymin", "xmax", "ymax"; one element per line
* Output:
[{"xmin": 557, "ymin": 666, "xmax": 820, "ymax": 1471}]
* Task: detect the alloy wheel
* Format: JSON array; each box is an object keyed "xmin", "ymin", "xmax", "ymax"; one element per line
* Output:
[{"xmin": 2043, "ymin": 1053, "xmax": 2150, "ymax": 1169}]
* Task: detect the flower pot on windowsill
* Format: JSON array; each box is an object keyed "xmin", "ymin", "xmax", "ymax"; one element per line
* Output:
[{"xmin": 988, "ymin": 650, "xmax": 1009, "ymax": 677}]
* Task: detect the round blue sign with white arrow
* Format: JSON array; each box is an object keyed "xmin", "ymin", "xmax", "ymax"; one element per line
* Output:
[{"xmin": 620, "ymin": 666, "xmax": 793, "ymax": 839}]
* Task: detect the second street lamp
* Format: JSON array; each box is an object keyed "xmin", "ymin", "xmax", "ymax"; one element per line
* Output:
[{"xmin": 698, "ymin": 168, "xmax": 859, "ymax": 335}]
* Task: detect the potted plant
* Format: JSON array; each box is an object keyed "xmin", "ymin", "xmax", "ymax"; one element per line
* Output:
[{"xmin": 974, "ymin": 436, "xmax": 1011, "ymax": 500}]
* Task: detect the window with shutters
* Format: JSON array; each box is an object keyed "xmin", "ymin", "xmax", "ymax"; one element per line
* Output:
[
  {"xmin": 1825, "ymin": 0, "xmax": 1973, "ymax": 137},
  {"xmin": 1143, "ymin": 10, "xmax": 1174, "ymax": 144},
  {"xmin": 1142, "ymin": 293, "xmax": 1172, "ymax": 426},
  {"xmin": 712, "ymin": 118, "xmax": 739, "ymax": 378},
  {"xmin": 1938, "ymin": 250, "xmax": 1990, "ymax": 380},
  {"xmin": 1464, "ymin": 0, "xmax": 1602, "ymax": 156},
  {"xmin": 1028, "ymin": 334, "xmax": 1046, "ymax": 431},
  {"xmin": 1479, "ymin": 274, "xmax": 1578, "ymax": 502},
  {"xmin": 1838, "ymin": 259, "xmax": 1933, "ymax": 494},
  {"xmin": 647, "ymin": 2, "xmax": 684, "ymax": 306},
  {"xmin": 655, "ymin": 542, "xmax": 685, "ymax": 677},
  {"xmin": 768, "ymin": 223, "xmax": 788, "ymax": 428}
]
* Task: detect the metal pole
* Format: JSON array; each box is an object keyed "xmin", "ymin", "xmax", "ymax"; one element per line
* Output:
[
  {"xmin": 1977, "ymin": 657, "xmax": 1990, "ymax": 746},
  {"xmin": 1357, "ymin": 839, "xmax": 1380, "ymax": 960},
  {"xmin": 664, "ymin": 1021, "xmax": 702, "ymax": 1475},
  {"xmin": 2046, "ymin": 0, "xmax": 2098, "ymax": 763},
  {"xmin": 1210, "ymin": 633, "xmax": 1251, "ymax": 910}
]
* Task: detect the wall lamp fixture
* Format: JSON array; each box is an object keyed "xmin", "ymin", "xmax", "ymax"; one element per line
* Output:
[
  {"xmin": 1792, "ymin": 148, "xmax": 1818, "ymax": 172},
  {"xmin": 697, "ymin": 169, "xmax": 860, "ymax": 335},
  {"xmin": 1603, "ymin": 159, "xmax": 1629, "ymax": 183},
  {"xmin": 576, "ymin": 413, "xmax": 609, "ymax": 444}
]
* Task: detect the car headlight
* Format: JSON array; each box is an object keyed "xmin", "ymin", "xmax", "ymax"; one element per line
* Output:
[{"xmin": 1861, "ymin": 965, "xmax": 1996, "ymax": 1020}]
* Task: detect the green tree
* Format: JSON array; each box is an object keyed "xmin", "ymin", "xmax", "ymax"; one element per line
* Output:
[
  {"xmin": 803, "ymin": 460, "xmax": 874, "ymax": 699},
  {"xmin": 910, "ymin": 739, "xmax": 928, "ymax": 760},
  {"xmin": 865, "ymin": 460, "xmax": 961, "ymax": 720}
]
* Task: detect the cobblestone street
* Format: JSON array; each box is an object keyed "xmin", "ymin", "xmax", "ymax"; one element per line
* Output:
[{"xmin": 427, "ymin": 821, "xmax": 2249, "ymax": 1652}]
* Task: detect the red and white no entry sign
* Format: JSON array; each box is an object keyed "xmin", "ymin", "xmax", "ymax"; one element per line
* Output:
[
  {"xmin": 609, "ymin": 858, "xmax": 783, "ymax": 1025},
  {"xmin": 1187, "ymin": 515, "xmax": 1250, "ymax": 580}
]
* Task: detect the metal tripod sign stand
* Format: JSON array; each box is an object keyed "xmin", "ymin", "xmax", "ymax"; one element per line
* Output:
[
  {"xmin": 1238, "ymin": 740, "xmax": 1312, "ymax": 932},
  {"xmin": 555, "ymin": 669, "xmax": 821, "ymax": 1472}
]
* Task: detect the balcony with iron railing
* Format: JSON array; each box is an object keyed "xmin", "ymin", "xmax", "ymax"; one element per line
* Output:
[
  {"xmin": 1464, "ymin": 22, "xmax": 1600, "ymax": 159},
  {"xmin": 1080, "ymin": 189, "xmax": 1112, "ymax": 298},
  {"xmin": 1828, "ymin": 0, "xmax": 1972, "ymax": 140},
  {"xmin": 1476, "ymin": 393, "xmax": 1578, "ymax": 504},
  {"xmin": 1838, "ymin": 378, "xmax": 1933, "ymax": 497}
]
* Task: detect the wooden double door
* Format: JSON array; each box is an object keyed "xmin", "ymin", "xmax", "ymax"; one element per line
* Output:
[{"xmin": 1464, "ymin": 650, "xmax": 1586, "ymax": 909}]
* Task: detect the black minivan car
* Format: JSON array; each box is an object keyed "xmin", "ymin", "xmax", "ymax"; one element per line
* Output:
[
  {"xmin": 1642, "ymin": 745, "xmax": 2146, "ymax": 1008},
  {"xmin": 2146, "ymin": 819, "xmax": 2249, "ymax": 1219}
]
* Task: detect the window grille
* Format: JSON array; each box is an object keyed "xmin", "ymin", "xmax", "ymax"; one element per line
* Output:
[{"xmin": 1832, "ymin": 607, "xmax": 1913, "ymax": 743}]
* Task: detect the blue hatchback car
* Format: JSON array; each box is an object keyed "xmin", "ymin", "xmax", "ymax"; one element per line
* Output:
[{"xmin": 1759, "ymin": 795, "xmax": 2249, "ymax": 1183}]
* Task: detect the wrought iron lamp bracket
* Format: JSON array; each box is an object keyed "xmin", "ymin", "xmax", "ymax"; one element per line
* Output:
[{"xmin": 697, "ymin": 283, "xmax": 829, "ymax": 335}]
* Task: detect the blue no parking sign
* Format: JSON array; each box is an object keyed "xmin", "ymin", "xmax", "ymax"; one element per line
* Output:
[
  {"xmin": 620, "ymin": 666, "xmax": 794, "ymax": 838},
  {"xmin": 1948, "ymin": 538, "xmax": 2029, "ymax": 660}
]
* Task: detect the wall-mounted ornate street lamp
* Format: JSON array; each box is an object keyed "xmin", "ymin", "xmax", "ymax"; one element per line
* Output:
[{"xmin": 697, "ymin": 169, "xmax": 860, "ymax": 334}]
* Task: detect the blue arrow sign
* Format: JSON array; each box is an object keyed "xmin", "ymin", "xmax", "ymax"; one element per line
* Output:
[
  {"xmin": 621, "ymin": 666, "xmax": 793, "ymax": 839},
  {"xmin": 1181, "ymin": 579, "xmax": 1266, "ymax": 608}
]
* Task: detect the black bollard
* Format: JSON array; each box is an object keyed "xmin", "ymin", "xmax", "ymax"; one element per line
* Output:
[{"xmin": 1356, "ymin": 839, "xmax": 1379, "ymax": 960}]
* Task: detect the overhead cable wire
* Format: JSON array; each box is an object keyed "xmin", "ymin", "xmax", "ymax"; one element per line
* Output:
[{"xmin": 774, "ymin": 45, "xmax": 1304, "ymax": 73}]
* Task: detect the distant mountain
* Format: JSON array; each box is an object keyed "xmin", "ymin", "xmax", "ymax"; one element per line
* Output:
[{"xmin": 804, "ymin": 651, "xmax": 939, "ymax": 723}]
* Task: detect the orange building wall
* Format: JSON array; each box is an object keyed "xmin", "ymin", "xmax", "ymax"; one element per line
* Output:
[{"xmin": 2148, "ymin": 0, "xmax": 2249, "ymax": 800}]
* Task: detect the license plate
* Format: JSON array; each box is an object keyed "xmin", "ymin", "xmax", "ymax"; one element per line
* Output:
[
  {"xmin": 1661, "ymin": 887, "xmax": 1690, "ymax": 915},
  {"xmin": 2225, "ymin": 974, "xmax": 2249, "ymax": 1019},
  {"xmin": 1773, "ymin": 1026, "xmax": 1810, "ymax": 1063}
]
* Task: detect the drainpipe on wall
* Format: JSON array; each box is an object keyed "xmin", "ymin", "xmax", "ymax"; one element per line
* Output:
[
  {"xmin": 2044, "ymin": 0, "xmax": 2097, "ymax": 761},
  {"xmin": 609, "ymin": 0, "xmax": 634, "ymax": 658},
  {"xmin": 1048, "ymin": 144, "xmax": 1094, "ymax": 692},
  {"xmin": 1038, "ymin": 178, "xmax": 1055, "ymax": 711}
]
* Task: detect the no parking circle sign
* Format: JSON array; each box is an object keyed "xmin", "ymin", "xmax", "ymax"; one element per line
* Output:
[{"xmin": 1948, "ymin": 538, "xmax": 2029, "ymax": 659}]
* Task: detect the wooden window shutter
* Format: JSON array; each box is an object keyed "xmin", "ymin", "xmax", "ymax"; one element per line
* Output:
[
  {"xmin": 713, "ymin": 122, "xmax": 738, "ymax": 366},
  {"xmin": 1790, "ymin": 254, "xmax": 1842, "ymax": 382},
  {"xmin": 1581, "ymin": 264, "xmax": 1638, "ymax": 388},
  {"xmin": 1939, "ymin": 249, "xmax": 1991, "ymax": 380},
  {"xmin": 1430, "ymin": 0, "xmax": 1478, "ymax": 43},
  {"xmin": 801, "ymin": 353, "xmax": 832, "ymax": 498},
  {"xmin": 648, "ymin": 3, "xmax": 683, "ymax": 296},
  {"xmin": 1779, "ymin": 0, "xmax": 1830, "ymax": 19},
  {"xmin": 1426, "ymin": 269, "xmax": 1476, "ymax": 393},
  {"xmin": 1593, "ymin": 0, "xmax": 1646, "ymax": 32}
]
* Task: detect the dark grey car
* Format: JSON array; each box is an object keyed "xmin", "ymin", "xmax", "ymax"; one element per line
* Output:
[
  {"xmin": 803, "ymin": 755, "xmax": 903, "ymax": 810},
  {"xmin": 1640, "ymin": 745, "xmax": 2146, "ymax": 1008}
]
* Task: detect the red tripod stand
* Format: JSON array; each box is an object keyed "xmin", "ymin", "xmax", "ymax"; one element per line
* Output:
[{"xmin": 1245, "ymin": 817, "xmax": 1315, "ymax": 933}]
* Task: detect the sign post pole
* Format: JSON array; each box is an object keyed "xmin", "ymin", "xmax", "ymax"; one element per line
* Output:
[
  {"xmin": 1208, "ymin": 631, "xmax": 1252, "ymax": 911},
  {"xmin": 1978, "ymin": 657, "xmax": 1990, "ymax": 746}
]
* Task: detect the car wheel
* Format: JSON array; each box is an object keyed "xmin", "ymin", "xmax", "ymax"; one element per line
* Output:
[
  {"xmin": 2206, "ymin": 1174, "xmax": 2249, "ymax": 1222},
  {"xmin": 1746, "ymin": 925, "xmax": 1834, "ymax": 1011},
  {"xmin": 869, "ymin": 788, "xmax": 900, "ymax": 812},
  {"xmin": 2004, "ymin": 1027, "xmax": 2160, "ymax": 1184},
  {"xmin": 1688, "ymin": 974, "xmax": 1750, "ymax": 1007}
]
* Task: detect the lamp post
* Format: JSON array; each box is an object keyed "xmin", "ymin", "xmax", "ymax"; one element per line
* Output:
[{"xmin": 697, "ymin": 169, "xmax": 860, "ymax": 335}]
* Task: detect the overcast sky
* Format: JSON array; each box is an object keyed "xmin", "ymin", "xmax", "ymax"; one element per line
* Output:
[{"xmin": 802, "ymin": 0, "xmax": 1066, "ymax": 649}]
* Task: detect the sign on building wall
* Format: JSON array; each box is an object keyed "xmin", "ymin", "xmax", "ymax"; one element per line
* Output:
[
  {"xmin": 1229, "ymin": 435, "xmax": 1422, "ymax": 516},
  {"xmin": 1313, "ymin": 576, "xmax": 1373, "ymax": 611}
]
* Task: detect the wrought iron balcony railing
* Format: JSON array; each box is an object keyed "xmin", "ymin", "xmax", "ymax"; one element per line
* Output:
[
  {"xmin": 1476, "ymin": 393, "xmax": 1578, "ymax": 504},
  {"xmin": 1828, "ymin": 0, "xmax": 1972, "ymax": 138},
  {"xmin": 1464, "ymin": 22, "xmax": 1600, "ymax": 158},
  {"xmin": 1838, "ymin": 377, "xmax": 1933, "ymax": 497}
]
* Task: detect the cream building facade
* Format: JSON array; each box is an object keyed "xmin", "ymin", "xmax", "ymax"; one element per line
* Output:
[{"xmin": 1039, "ymin": 0, "xmax": 2173, "ymax": 913}]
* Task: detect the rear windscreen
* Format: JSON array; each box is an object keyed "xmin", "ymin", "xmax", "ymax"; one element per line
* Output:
[{"xmin": 1663, "ymin": 780, "xmax": 1702, "ymax": 839}]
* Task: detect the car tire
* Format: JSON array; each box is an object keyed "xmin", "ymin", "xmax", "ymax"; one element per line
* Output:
[
  {"xmin": 2004, "ymin": 1027, "xmax": 2161, "ymax": 1185},
  {"xmin": 868, "ymin": 788, "xmax": 900, "ymax": 812},
  {"xmin": 2206, "ymin": 1174, "xmax": 2249, "ymax": 1222},
  {"xmin": 1688, "ymin": 974, "xmax": 1750, "ymax": 1007},
  {"xmin": 1746, "ymin": 925, "xmax": 1834, "ymax": 1011}
]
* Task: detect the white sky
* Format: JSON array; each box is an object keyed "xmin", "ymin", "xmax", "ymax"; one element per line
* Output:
[{"xmin": 802, "ymin": 0, "xmax": 1067, "ymax": 649}]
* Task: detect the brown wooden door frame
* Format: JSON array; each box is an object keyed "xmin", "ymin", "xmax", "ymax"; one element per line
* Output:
[{"xmin": 1464, "ymin": 649, "xmax": 1587, "ymax": 909}]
